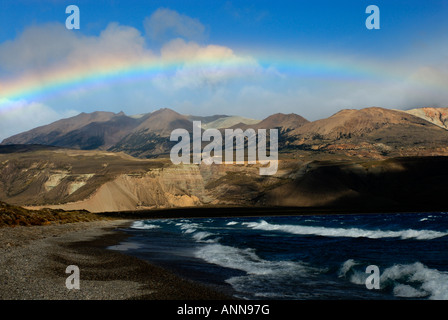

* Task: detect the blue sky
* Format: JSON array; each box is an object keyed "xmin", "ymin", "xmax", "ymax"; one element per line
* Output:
[
  {"xmin": 2, "ymin": 1, "xmax": 446, "ymax": 53},
  {"xmin": 0, "ymin": 1, "xmax": 447, "ymax": 140}
]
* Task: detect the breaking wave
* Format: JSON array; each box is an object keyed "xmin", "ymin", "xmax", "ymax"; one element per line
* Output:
[
  {"xmin": 243, "ymin": 220, "xmax": 448, "ymax": 240},
  {"xmin": 339, "ymin": 259, "xmax": 448, "ymax": 300},
  {"xmin": 122, "ymin": 213, "xmax": 448, "ymax": 299},
  {"xmin": 195, "ymin": 243, "xmax": 324, "ymax": 299},
  {"xmin": 131, "ymin": 221, "xmax": 161, "ymax": 230}
]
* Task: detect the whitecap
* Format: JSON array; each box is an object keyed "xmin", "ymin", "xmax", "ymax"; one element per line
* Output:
[
  {"xmin": 339, "ymin": 260, "xmax": 448, "ymax": 300},
  {"xmin": 191, "ymin": 231, "xmax": 218, "ymax": 243},
  {"xmin": 393, "ymin": 284, "xmax": 427, "ymax": 298},
  {"xmin": 243, "ymin": 220, "xmax": 448, "ymax": 240},
  {"xmin": 177, "ymin": 222, "xmax": 201, "ymax": 234},
  {"xmin": 195, "ymin": 243, "xmax": 320, "ymax": 276},
  {"xmin": 381, "ymin": 262, "xmax": 448, "ymax": 300},
  {"xmin": 131, "ymin": 221, "xmax": 160, "ymax": 230},
  {"xmin": 338, "ymin": 259, "xmax": 360, "ymax": 278},
  {"xmin": 195, "ymin": 243, "xmax": 324, "ymax": 298}
]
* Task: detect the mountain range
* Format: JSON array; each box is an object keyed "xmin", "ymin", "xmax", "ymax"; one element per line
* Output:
[
  {"xmin": 2, "ymin": 105, "xmax": 448, "ymax": 213},
  {"xmin": 3, "ymin": 106, "xmax": 448, "ymax": 159}
]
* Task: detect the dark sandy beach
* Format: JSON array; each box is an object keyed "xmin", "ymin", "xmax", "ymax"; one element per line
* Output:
[
  {"xmin": 0, "ymin": 219, "xmax": 232, "ymax": 300},
  {"xmin": 1, "ymin": 204, "xmax": 445, "ymax": 300}
]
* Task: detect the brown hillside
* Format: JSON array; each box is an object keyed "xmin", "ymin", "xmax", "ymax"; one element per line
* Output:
[
  {"xmin": 2, "ymin": 111, "xmax": 118, "ymax": 145},
  {"xmin": 134, "ymin": 108, "xmax": 193, "ymax": 136},
  {"xmin": 289, "ymin": 107, "xmax": 438, "ymax": 139},
  {"xmin": 284, "ymin": 107, "xmax": 448, "ymax": 158},
  {"xmin": 231, "ymin": 113, "xmax": 309, "ymax": 131},
  {"xmin": 404, "ymin": 107, "xmax": 448, "ymax": 129}
]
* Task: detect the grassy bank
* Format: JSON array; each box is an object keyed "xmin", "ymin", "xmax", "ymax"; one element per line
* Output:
[{"xmin": 0, "ymin": 201, "xmax": 112, "ymax": 227}]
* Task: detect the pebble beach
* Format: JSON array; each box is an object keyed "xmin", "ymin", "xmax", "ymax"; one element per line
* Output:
[{"xmin": 0, "ymin": 219, "xmax": 231, "ymax": 300}]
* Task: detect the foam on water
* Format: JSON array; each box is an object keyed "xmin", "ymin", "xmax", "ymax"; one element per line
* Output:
[
  {"xmin": 131, "ymin": 221, "xmax": 160, "ymax": 230},
  {"xmin": 196, "ymin": 242, "xmax": 325, "ymax": 275},
  {"xmin": 420, "ymin": 214, "xmax": 436, "ymax": 222},
  {"xmin": 243, "ymin": 220, "xmax": 448, "ymax": 240},
  {"xmin": 173, "ymin": 220, "xmax": 222, "ymax": 243},
  {"xmin": 194, "ymin": 242, "xmax": 325, "ymax": 299},
  {"xmin": 191, "ymin": 231, "xmax": 218, "ymax": 243},
  {"xmin": 177, "ymin": 222, "xmax": 201, "ymax": 234},
  {"xmin": 339, "ymin": 260, "xmax": 448, "ymax": 300},
  {"xmin": 338, "ymin": 259, "xmax": 360, "ymax": 278},
  {"xmin": 392, "ymin": 284, "xmax": 427, "ymax": 298},
  {"xmin": 123, "ymin": 214, "xmax": 448, "ymax": 300},
  {"xmin": 382, "ymin": 262, "xmax": 448, "ymax": 300}
]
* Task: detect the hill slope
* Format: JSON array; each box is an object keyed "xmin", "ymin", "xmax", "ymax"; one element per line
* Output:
[
  {"xmin": 403, "ymin": 107, "xmax": 448, "ymax": 129},
  {"xmin": 2, "ymin": 111, "xmax": 139, "ymax": 150},
  {"xmin": 232, "ymin": 113, "xmax": 309, "ymax": 132},
  {"xmin": 286, "ymin": 107, "xmax": 448, "ymax": 157}
]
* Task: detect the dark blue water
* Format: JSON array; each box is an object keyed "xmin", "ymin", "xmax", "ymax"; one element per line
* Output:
[{"xmin": 109, "ymin": 212, "xmax": 448, "ymax": 300}]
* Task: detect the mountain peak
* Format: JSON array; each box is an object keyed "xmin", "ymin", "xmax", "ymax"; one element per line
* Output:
[
  {"xmin": 134, "ymin": 107, "xmax": 191, "ymax": 136},
  {"xmin": 253, "ymin": 112, "xmax": 309, "ymax": 130},
  {"xmin": 154, "ymin": 107, "xmax": 176, "ymax": 114}
]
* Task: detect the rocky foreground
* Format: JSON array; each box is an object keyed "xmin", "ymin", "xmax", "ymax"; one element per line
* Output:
[{"xmin": 0, "ymin": 218, "xmax": 232, "ymax": 300}]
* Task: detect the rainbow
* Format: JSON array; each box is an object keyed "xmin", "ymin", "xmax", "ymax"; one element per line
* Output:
[
  {"xmin": 0, "ymin": 50, "xmax": 437, "ymax": 109},
  {"xmin": 0, "ymin": 53, "xmax": 253, "ymax": 107}
]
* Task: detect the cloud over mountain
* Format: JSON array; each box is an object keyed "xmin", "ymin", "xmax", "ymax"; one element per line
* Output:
[
  {"xmin": 0, "ymin": 99, "xmax": 78, "ymax": 141},
  {"xmin": 144, "ymin": 8, "xmax": 207, "ymax": 42},
  {"xmin": 0, "ymin": 5, "xmax": 448, "ymax": 144}
]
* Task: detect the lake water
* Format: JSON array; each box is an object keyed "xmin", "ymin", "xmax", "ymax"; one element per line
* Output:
[{"xmin": 109, "ymin": 212, "xmax": 448, "ymax": 300}]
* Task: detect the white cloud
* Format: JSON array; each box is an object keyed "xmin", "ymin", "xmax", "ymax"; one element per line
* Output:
[
  {"xmin": 66, "ymin": 22, "xmax": 151, "ymax": 68},
  {"xmin": 0, "ymin": 17, "xmax": 260, "ymax": 102},
  {"xmin": 144, "ymin": 8, "xmax": 206, "ymax": 42},
  {"xmin": 154, "ymin": 38, "xmax": 262, "ymax": 89},
  {"xmin": 0, "ymin": 23, "xmax": 77, "ymax": 73},
  {"xmin": 0, "ymin": 99, "xmax": 78, "ymax": 142},
  {"xmin": 0, "ymin": 7, "xmax": 448, "ymax": 130},
  {"xmin": 0, "ymin": 22, "xmax": 153, "ymax": 79}
]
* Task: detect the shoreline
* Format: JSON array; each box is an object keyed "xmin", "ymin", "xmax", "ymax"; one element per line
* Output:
[
  {"xmin": 95, "ymin": 205, "xmax": 448, "ymax": 221},
  {"xmin": 1, "ymin": 206, "xmax": 447, "ymax": 300},
  {"xmin": 0, "ymin": 219, "xmax": 233, "ymax": 300}
]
